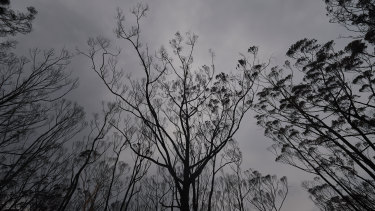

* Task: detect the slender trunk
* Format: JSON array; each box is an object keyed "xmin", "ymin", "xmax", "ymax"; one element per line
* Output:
[
  {"xmin": 207, "ymin": 156, "xmax": 216, "ymax": 211},
  {"xmin": 192, "ymin": 179, "xmax": 198, "ymax": 211},
  {"xmin": 104, "ymin": 151, "xmax": 120, "ymax": 211},
  {"xmin": 180, "ymin": 183, "xmax": 190, "ymax": 211}
]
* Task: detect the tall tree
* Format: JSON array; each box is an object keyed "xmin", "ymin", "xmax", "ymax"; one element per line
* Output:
[
  {"xmin": 255, "ymin": 0, "xmax": 375, "ymax": 210},
  {"xmin": 120, "ymin": 140, "xmax": 288, "ymax": 211},
  {"xmin": 211, "ymin": 142, "xmax": 288, "ymax": 211},
  {"xmin": 0, "ymin": 2, "xmax": 86, "ymax": 210},
  {"xmin": 82, "ymin": 4, "xmax": 262, "ymax": 210}
]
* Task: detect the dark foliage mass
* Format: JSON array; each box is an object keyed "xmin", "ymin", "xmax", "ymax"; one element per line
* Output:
[
  {"xmin": 255, "ymin": 0, "xmax": 375, "ymax": 210},
  {"xmin": 0, "ymin": 1, "xmax": 36, "ymax": 35}
]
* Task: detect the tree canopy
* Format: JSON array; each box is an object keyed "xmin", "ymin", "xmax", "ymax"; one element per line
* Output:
[{"xmin": 255, "ymin": 0, "xmax": 375, "ymax": 210}]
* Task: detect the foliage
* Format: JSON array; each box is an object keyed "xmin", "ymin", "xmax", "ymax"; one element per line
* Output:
[
  {"xmin": 255, "ymin": 0, "xmax": 375, "ymax": 210},
  {"xmin": 0, "ymin": 2, "xmax": 87, "ymax": 210},
  {"xmin": 81, "ymin": 3, "xmax": 264, "ymax": 211}
]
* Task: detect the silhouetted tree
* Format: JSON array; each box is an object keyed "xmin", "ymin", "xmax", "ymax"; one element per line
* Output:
[
  {"xmin": 213, "ymin": 170, "xmax": 288, "ymax": 211},
  {"xmin": 117, "ymin": 139, "xmax": 288, "ymax": 211},
  {"xmin": 0, "ymin": 2, "xmax": 88, "ymax": 210},
  {"xmin": 255, "ymin": 1, "xmax": 375, "ymax": 210},
  {"xmin": 128, "ymin": 140, "xmax": 288, "ymax": 211},
  {"xmin": 57, "ymin": 106, "xmax": 115, "ymax": 211},
  {"xmin": 52, "ymin": 104, "xmax": 150, "ymax": 211},
  {"xmin": 0, "ymin": 0, "xmax": 36, "ymax": 36},
  {"xmin": 211, "ymin": 141, "xmax": 288, "ymax": 211},
  {"xmin": 125, "ymin": 167, "xmax": 176, "ymax": 211},
  {"xmin": 81, "ymin": 3, "xmax": 262, "ymax": 211},
  {"xmin": 325, "ymin": 0, "xmax": 374, "ymax": 42},
  {"xmin": 0, "ymin": 47, "xmax": 86, "ymax": 211}
]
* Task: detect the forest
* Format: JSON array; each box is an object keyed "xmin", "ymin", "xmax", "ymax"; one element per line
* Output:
[{"xmin": 0, "ymin": 0, "xmax": 374, "ymax": 210}]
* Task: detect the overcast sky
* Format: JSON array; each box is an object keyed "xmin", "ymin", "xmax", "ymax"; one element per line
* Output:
[{"xmin": 11, "ymin": 0, "xmax": 348, "ymax": 210}]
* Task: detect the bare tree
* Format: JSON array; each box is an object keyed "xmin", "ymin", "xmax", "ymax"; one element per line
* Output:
[
  {"xmin": 57, "ymin": 105, "xmax": 115, "ymax": 211},
  {"xmin": 53, "ymin": 106, "xmax": 151, "ymax": 211},
  {"xmin": 0, "ymin": 46, "xmax": 85, "ymax": 211},
  {"xmin": 124, "ymin": 167, "xmax": 176, "ymax": 211},
  {"xmin": 211, "ymin": 142, "xmax": 288, "ymax": 211},
  {"xmin": 81, "ymin": 3, "xmax": 262, "ymax": 210},
  {"xmin": 0, "ymin": 2, "xmax": 89, "ymax": 210},
  {"xmin": 128, "ymin": 140, "xmax": 288, "ymax": 211}
]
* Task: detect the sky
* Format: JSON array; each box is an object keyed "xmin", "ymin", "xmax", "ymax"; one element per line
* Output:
[{"xmin": 11, "ymin": 0, "xmax": 348, "ymax": 210}]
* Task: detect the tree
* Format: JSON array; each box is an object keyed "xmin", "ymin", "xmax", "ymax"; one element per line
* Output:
[
  {"xmin": 0, "ymin": 0, "xmax": 36, "ymax": 59},
  {"xmin": 124, "ymin": 139, "xmax": 288, "ymax": 211},
  {"xmin": 0, "ymin": 3, "xmax": 153, "ymax": 211},
  {"xmin": 254, "ymin": 0, "xmax": 375, "ymax": 210},
  {"xmin": 324, "ymin": 0, "xmax": 374, "ymax": 42},
  {"xmin": 116, "ymin": 139, "xmax": 288, "ymax": 211},
  {"xmin": 82, "ymin": 3, "xmax": 262, "ymax": 210},
  {"xmin": 211, "ymin": 142, "xmax": 288, "ymax": 211},
  {"xmin": 213, "ymin": 169, "xmax": 288, "ymax": 211},
  {"xmin": 0, "ymin": 0, "xmax": 36, "ymax": 37},
  {"xmin": 57, "ymin": 107, "xmax": 115, "ymax": 211},
  {"xmin": 53, "ymin": 104, "xmax": 150, "ymax": 211},
  {"xmin": 0, "ymin": 2, "xmax": 86, "ymax": 210}
]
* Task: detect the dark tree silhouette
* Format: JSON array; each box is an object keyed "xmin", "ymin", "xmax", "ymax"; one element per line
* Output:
[
  {"xmin": 81, "ymin": 3, "xmax": 262, "ymax": 211},
  {"xmin": 0, "ymin": 0, "xmax": 36, "ymax": 36},
  {"xmin": 53, "ymin": 105, "xmax": 150, "ymax": 211},
  {"xmin": 118, "ymin": 140, "xmax": 288, "ymax": 211},
  {"xmin": 211, "ymin": 142, "xmax": 288, "ymax": 211},
  {"xmin": 325, "ymin": 0, "xmax": 375, "ymax": 42},
  {"xmin": 0, "ymin": 2, "xmax": 87, "ymax": 210},
  {"xmin": 213, "ymin": 169, "xmax": 288, "ymax": 211},
  {"xmin": 254, "ymin": 0, "xmax": 375, "ymax": 210}
]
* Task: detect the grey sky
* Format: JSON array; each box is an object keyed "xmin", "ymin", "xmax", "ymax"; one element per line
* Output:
[{"xmin": 11, "ymin": 0, "xmax": 347, "ymax": 210}]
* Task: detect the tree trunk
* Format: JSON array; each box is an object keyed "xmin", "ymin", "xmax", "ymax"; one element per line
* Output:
[{"xmin": 180, "ymin": 184, "xmax": 190, "ymax": 211}]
